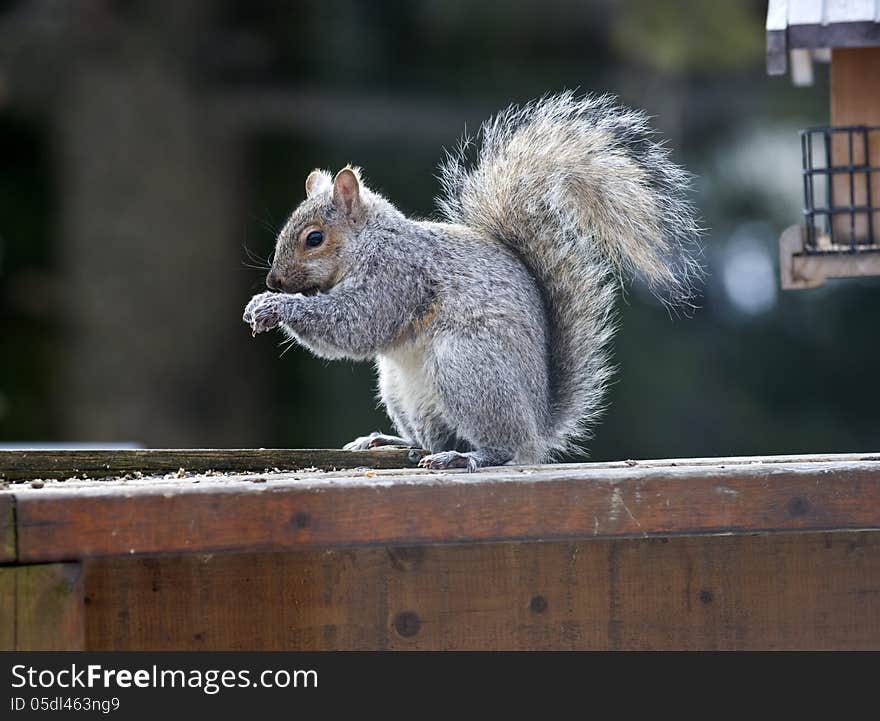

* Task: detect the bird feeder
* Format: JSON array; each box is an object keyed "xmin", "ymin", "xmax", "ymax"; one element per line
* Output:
[{"xmin": 768, "ymin": 0, "xmax": 880, "ymax": 288}]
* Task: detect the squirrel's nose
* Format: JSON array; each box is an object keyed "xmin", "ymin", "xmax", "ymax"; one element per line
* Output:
[{"xmin": 266, "ymin": 270, "xmax": 283, "ymax": 291}]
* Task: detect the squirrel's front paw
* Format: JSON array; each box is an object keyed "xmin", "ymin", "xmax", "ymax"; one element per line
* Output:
[
  {"xmin": 343, "ymin": 432, "xmax": 411, "ymax": 451},
  {"xmin": 343, "ymin": 433, "xmax": 380, "ymax": 451},
  {"xmin": 243, "ymin": 292, "xmax": 284, "ymax": 335}
]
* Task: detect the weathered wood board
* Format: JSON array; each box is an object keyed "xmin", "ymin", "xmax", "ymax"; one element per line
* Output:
[
  {"xmin": 0, "ymin": 447, "xmax": 423, "ymax": 482},
  {"xmin": 82, "ymin": 533, "xmax": 880, "ymax": 650},
  {"xmin": 8, "ymin": 458, "xmax": 880, "ymax": 562},
  {"xmin": 1, "ymin": 451, "xmax": 878, "ymax": 650},
  {"xmin": 0, "ymin": 563, "xmax": 84, "ymax": 650},
  {"xmin": 0, "ymin": 494, "xmax": 14, "ymax": 563}
]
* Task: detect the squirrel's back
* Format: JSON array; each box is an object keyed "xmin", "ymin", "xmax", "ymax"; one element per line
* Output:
[{"xmin": 437, "ymin": 91, "xmax": 701, "ymax": 455}]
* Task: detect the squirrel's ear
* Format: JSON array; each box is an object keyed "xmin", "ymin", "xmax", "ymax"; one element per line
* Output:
[
  {"xmin": 305, "ymin": 169, "xmax": 332, "ymax": 198},
  {"xmin": 333, "ymin": 167, "xmax": 362, "ymax": 217}
]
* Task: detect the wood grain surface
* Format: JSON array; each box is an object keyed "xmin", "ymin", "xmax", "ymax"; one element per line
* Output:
[
  {"xmin": 0, "ymin": 493, "xmax": 14, "ymax": 563},
  {"xmin": 4, "ymin": 455, "xmax": 879, "ymax": 562},
  {"xmin": 0, "ymin": 563, "xmax": 84, "ymax": 650},
  {"xmin": 0, "ymin": 447, "xmax": 423, "ymax": 481},
  {"xmin": 82, "ymin": 533, "xmax": 880, "ymax": 650}
]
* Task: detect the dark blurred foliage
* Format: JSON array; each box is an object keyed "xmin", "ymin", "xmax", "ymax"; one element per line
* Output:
[{"xmin": 0, "ymin": 0, "xmax": 877, "ymax": 458}]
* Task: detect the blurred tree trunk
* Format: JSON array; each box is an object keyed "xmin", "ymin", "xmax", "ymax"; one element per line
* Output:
[{"xmin": 53, "ymin": 10, "xmax": 269, "ymax": 447}]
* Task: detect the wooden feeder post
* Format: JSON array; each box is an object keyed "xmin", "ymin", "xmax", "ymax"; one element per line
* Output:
[{"xmin": 831, "ymin": 47, "xmax": 880, "ymax": 243}]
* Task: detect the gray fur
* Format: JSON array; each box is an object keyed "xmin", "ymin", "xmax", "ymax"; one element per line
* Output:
[{"xmin": 243, "ymin": 93, "xmax": 701, "ymax": 469}]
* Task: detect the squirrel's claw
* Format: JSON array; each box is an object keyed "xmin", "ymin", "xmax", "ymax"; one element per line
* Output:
[{"xmin": 243, "ymin": 292, "xmax": 283, "ymax": 336}]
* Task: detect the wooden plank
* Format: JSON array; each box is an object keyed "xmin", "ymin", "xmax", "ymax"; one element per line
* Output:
[
  {"xmin": 765, "ymin": 0, "xmax": 788, "ymax": 75},
  {"xmin": 3, "ymin": 448, "xmax": 874, "ymax": 482},
  {"xmin": 0, "ymin": 447, "xmax": 424, "ymax": 481},
  {"xmin": 13, "ymin": 458, "xmax": 880, "ymax": 562},
  {"xmin": 82, "ymin": 533, "xmax": 880, "ymax": 650},
  {"xmin": 830, "ymin": 47, "xmax": 880, "ymax": 244},
  {"xmin": 0, "ymin": 565, "xmax": 14, "ymax": 649},
  {"xmin": 0, "ymin": 563, "xmax": 84, "ymax": 650},
  {"xmin": 2, "ymin": 448, "xmax": 875, "ymax": 487},
  {"xmin": 781, "ymin": 223, "xmax": 880, "ymax": 287},
  {"xmin": 0, "ymin": 492, "xmax": 15, "ymax": 563}
]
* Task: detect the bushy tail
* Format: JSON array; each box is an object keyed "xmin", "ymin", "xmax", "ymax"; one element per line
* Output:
[{"xmin": 437, "ymin": 92, "xmax": 702, "ymax": 455}]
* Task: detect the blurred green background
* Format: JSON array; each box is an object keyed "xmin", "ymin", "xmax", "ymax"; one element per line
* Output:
[{"xmin": 0, "ymin": 0, "xmax": 877, "ymax": 459}]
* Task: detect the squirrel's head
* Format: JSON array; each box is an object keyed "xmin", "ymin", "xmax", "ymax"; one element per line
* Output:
[{"xmin": 266, "ymin": 166, "xmax": 365, "ymax": 295}]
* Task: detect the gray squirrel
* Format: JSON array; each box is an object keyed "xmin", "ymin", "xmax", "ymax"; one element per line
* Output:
[{"xmin": 243, "ymin": 92, "xmax": 701, "ymax": 471}]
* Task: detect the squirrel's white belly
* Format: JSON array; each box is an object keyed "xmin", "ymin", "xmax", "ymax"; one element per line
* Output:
[{"xmin": 376, "ymin": 339, "xmax": 442, "ymax": 435}]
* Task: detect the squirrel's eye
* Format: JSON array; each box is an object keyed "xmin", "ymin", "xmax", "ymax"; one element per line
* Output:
[{"xmin": 305, "ymin": 230, "xmax": 324, "ymax": 248}]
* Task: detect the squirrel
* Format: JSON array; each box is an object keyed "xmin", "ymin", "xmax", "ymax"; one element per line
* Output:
[{"xmin": 243, "ymin": 92, "xmax": 701, "ymax": 472}]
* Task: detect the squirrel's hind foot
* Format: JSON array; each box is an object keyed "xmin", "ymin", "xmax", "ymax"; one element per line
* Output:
[
  {"xmin": 418, "ymin": 450, "xmax": 479, "ymax": 473},
  {"xmin": 418, "ymin": 447, "xmax": 514, "ymax": 472}
]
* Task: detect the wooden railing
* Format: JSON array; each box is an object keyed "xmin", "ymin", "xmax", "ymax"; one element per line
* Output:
[{"xmin": 1, "ymin": 450, "xmax": 879, "ymax": 650}]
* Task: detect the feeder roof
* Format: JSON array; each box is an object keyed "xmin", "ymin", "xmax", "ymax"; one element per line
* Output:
[{"xmin": 768, "ymin": 0, "xmax": 880, "ymax": 75}]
